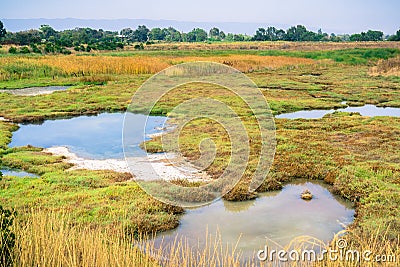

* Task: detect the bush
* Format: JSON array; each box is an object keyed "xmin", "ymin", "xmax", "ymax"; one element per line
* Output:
[
  {"xmin": 61, "ymin": 48, "xmax": 71, "ymax": 55},
  {"xmin": 44, "ymin": 43, "xmax": 55, "ymax": 53},
  {"xmin": 116, "ymin": 42, "xmax": 124, "ymax": 49},
  {"xmin": 8, "ymin": 47, "xmax": 17, "ymax": 54},
  {"xmin": 19, "ymin": 46, "xmax": 30, "ymax": 54},
  {"xmin": 134, "ymin": 43, "xmax": 144, "ymax": 50},
  {"xmin": 0, "ymin": 206, "xmax": 16, "ymax": 267},
  {"xmin": 30, "ymin": 44, "xmax": 42, "ymax": 54}
]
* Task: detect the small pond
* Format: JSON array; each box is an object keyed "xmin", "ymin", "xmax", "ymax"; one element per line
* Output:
[
  {"xmin": 10, "ymin": 113, "xmax": 167, "ymax": 159},
  {"xmin": 0, "ymin": 167, "xmax": 39, "ymax": 178},
  {"xmin": 276, "ymin": 104, "xmax": 400, "ymax": 119},
  {"xmin": 154, "ymin": 180, "xmax": 354, "ymax": 259},
  {"xmin": 0, "ymin": 86, "xmax": 70, "ymax": 96}
]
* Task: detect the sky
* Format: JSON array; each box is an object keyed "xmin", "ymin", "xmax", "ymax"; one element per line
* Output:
[{"xmin": 1, "ymin": 0, "xmax": 399, "ymax": 34}]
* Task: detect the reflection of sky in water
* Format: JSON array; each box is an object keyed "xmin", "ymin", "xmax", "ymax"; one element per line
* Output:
[
  {"xmin": 0, "ymin": 167, "xmax": 39, "ymax": 178},
  {"xmin": 154, "ymin": 181, "xmax": 354, "ymax": 260},
  {"xmin": 10, "ymin": 113, "xmax": 167, "ymax": 159},
  {"xmin": 276, "ymin": 105, "xmax": 400, "ymax": 119},
  {"xmin": 0, "ymin": 86, "xmax": 69, "ymax": 96}
]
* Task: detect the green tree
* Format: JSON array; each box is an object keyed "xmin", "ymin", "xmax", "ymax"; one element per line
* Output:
[
  {"xmin": 14, "ymin": 30, "xmax": 42, "ymax": 45},
  {"xmin": 149, "ymin": 28, "xmax": 165, "ymax": 41},
  {"xmin": 209, "ymin": 27, "xmax": 220, "ymax": 39},
  {"xmin": 365, "ymin": 30, "xmax": 383, "ymax": 41},
  {"xmin": 266, "ymin": 27, "xmax": 279, "ymax": 41},
  {"xmin": 164, "ymin": 27, "xmax": 182, "ymax": 42},
  {"xmin": 388, "ymin": 29, "xmax": 400, "ymax": 41},
  {"xmin": 39, "ymin": 24, "xmax": 57, "ymax": 41},
  {"xmin": 285, "ymin": 25, "xmax": 310, "ymax": 41},
  {"xmin": 0, "ymin": 20, "xmax": 6, "ymax": 40},
  {"xmin": 186, "ymin": 28, "xmax": 208, "ymax": 42},
  {"xmin": 253, "ymin": 28, "xmax": 267, "ymax": 41},
  {"xmin": 350, "ymin": 30, "xmax": 383, "ymax": 41},
  {"xmin": 134, "ymin": 25, "xmax": 149, "ymax": 42},
  {"xmin": 120, "ymin": 28, "xmax": 134, "ymax": 43},
  {"xmin": 253, "ymin": 27, "xmax": 285, "ymax": 41},
  {"xmin": 233, "ymin": 34, "xmax": 245, "ymax": 41}
]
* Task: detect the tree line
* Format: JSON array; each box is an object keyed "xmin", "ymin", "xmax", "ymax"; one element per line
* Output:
[{"xmin": 0, "ymin": 20, "xmax": 399, "ymax": 54}]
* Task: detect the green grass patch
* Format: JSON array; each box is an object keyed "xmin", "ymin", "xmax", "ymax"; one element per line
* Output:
[{"xmin": 259, "ymin": 48, "xmax": 400, "ymax": 64}]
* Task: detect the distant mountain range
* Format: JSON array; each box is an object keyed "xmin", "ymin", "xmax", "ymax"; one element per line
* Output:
[{"xmin": 1, "ymin": 18, "xmax": 295, "ymax": 34}]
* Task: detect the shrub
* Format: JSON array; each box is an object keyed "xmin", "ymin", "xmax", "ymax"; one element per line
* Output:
[
  {"xmin": 30, "ymin": 44, "xmax": 41, "ymax": 54},
  {"xmin": 44, "ymin": 43, "xmax": 55, "ymax": 53},
  {"xmin": 19, "ymin": 46, "xmax": 30, "ymax": 54},
  {"xmin": 134, "ymin": 43, "xmax": 144, "ymax": 50},
  {"xmin": 116, "ymin": 42, "xmax": 124, "ymax": 49},
  {"xmin": 61, "ymin": 48, "xmax": 71, "ymax": 55},
  {"xmin": 8, "ymin": 47, "xmax": 17, "ymax": 54}
]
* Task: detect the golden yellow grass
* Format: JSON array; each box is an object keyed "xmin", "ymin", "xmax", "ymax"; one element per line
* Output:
[
  {"xmin": 0, "ymin": 54, "xmax": 315, "ymax": 77},
  {"xmin": 10, "ymin": 210, "xmax": 242, "ymax": 267},
  {"xmin": 10, "ymin": 210, "xmax": 399, "ymax": 266},
  {"xmin": 370, "ymin": 56, "xmax": 400, "ymax": 76}
]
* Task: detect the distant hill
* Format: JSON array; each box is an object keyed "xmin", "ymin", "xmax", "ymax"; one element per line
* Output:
[{"xmin": 1, "ymin": 18, "xmax": 291, "ymax": 35}]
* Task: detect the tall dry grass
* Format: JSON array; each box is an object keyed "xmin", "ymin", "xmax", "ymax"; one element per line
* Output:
[
  {"xmin": 370, "ymin": 56, "xmax": 400, "ymax": 76},
  {"xmin": 9, "ymin": 210, "xmax": 399, "ymax": 266},
  {"xmin": 10, "ymin": 210, "xmax": 242, "ymax": 267},
  {"xmin": 0, "ymin": 54, "xmax": 314, "ymax": 81},
  {"xmin": 11, "ymin": 210, "xmax": 155, "ymax": 267}
]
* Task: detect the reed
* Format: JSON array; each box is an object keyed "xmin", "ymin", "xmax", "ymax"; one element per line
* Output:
[
  {"xmin": 0, "ymin": 54, "xmax": 314, "ymax": 82},
  {"xmin": 9, "ymin": 210, "xmax": 399, "ymax": 266},
  {"xmin": 370, "ymin": 56, "xmax": 400, "ymax": 76}
]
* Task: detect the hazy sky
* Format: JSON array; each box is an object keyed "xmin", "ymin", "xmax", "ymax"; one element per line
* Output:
[{"xmin": 1, "ymin": 0, "xmax": 399, "ymax": 34}]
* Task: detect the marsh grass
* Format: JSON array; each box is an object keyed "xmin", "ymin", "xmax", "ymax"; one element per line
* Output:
[
  {"xmin": 11, "ymin": 210, "xmax": 157, "ymax": 267},
  {"xmin": 8, "ymin": 210, "xmax": 399, "ymax": 266},
  {"xmin": 0, "ymin": 54, "xmax": 314, "ymax": 85},
  {"xmin": 10, "ymin": 210, "xmax": 243, "ymax": 267},
  {"xmin": 370, "ymin": 56, "xmax": 400, "ymax": 76}
]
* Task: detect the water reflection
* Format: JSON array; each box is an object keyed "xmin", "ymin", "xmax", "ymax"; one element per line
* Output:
[
  {"xmin": 154, "ymin": 180, "xmax": 354, "ymax": 259},
  {"xmin": 0, "ymin": 86, "xmax": 69, "ymax": 96},
  {"xmin": 0, "ymin": 167, "xmax": 39, "ymax": 178},
  {"xmin": 10, "ymin": 113, "xmax": 167, "ymax": 159},
  {"xmin": 276, "ymin": 104, "xmax": 400, "ymax": 119}
]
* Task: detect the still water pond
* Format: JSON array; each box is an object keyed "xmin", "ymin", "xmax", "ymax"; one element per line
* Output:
[
  {"xmin": 0, "ymin": 167, "xmax": 39, "ymax": 178},
  {"xmin": 276, "ymin": 104, "xmax": 400, "ymax": 119},
  {"xmin": 0, "ymin": 86, "xmax": 70, "ymax": 96},
  {"xmin": 154, "ymin": 180, "xmax": 354, "ymax": 258},
  {"xmin": 10, "ymin": 113, "xmax": 167, "ymax": 159}
]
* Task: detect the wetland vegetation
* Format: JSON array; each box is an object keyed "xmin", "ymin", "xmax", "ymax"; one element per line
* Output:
[{"xmin": 0, "ymin": 42, "xmax": 399, "ymax": 266}]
